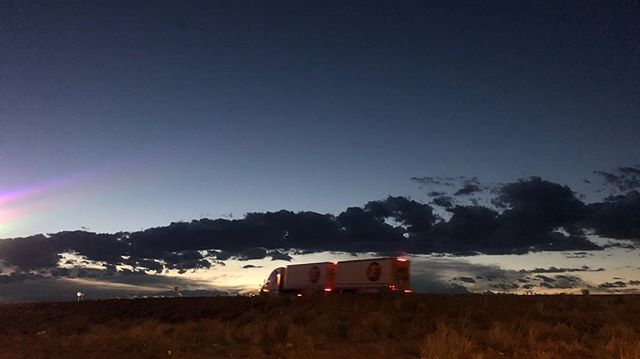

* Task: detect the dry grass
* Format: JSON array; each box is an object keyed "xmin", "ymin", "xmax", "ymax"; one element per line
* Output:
[{"xmin": 0, "ymin": 294, "xmax": 639, "ymax": 358}]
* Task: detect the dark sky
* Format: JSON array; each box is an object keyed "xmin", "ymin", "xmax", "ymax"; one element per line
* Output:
[{"xmin": 1, "ymin": 0, "xmax": 639, "ymax": 237}]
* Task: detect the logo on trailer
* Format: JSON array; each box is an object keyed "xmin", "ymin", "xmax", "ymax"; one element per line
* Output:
[
  {"xmin": 308, "ymin": 266, "xmax": 321, "ymax": 283},
  {"xmin": 367, "ymin": 262, "xmax": 381, "ymax": 282}
]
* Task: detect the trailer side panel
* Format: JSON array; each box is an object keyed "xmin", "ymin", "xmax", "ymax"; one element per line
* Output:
[{"xmin": 282, "ymin": 262, "xmax": 336, "ymax": 291}]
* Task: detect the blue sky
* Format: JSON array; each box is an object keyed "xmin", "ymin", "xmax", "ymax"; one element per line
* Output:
[{"xmin": 2, "ymin": 1, "xmax": 638, "ymax": 237}]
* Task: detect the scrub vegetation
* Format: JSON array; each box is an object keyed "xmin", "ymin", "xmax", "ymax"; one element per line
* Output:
[{"xmin": 1, "ymin": 294, "xmax": 639, "ymax": 358}]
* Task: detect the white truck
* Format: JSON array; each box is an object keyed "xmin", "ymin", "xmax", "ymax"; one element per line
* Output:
[
  {"xmin": 259, "ymin": 257, "xmax": 411, "ymax": 295},
  {"xmin": 259, "ymin": 262, "xmax": 336, "ymax": 295}
]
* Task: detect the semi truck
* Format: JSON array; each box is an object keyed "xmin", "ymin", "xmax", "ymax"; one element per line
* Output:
[{"xmin": 259, "ymin": 257, "xmax": 411, "ymax": 295}]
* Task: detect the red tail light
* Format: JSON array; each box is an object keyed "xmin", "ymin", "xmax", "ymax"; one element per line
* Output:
[{"xmin": 389, "ymin": 285, "xmax": 398, "ymax": 291}]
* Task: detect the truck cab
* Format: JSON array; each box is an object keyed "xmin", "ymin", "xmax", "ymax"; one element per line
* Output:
[{"xmin": 259, "ymin": 267, "xmax": 285, "ymax": 295}]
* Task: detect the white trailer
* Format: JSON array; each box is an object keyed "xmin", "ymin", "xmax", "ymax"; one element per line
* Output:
[
  {"xmin": 334, "ymin": 257, "xmax": 411, "ymax": 293},
  {"xmin": 282, "ymin": 262, "xmax": 336, "ymax": 293}
]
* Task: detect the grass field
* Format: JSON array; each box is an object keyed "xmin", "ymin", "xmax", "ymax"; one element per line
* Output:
[{"xmin": 1, "ymin": 294, "xmax": 639, "ymax": 358}]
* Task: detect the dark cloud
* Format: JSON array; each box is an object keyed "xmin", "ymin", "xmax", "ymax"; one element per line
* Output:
[
  {"xmin": 410, "ymin": 259, "xmax": 475, "ymax": 293},
  {"xmin": 410, "ymin": 176, "xmax": 457, "ymax": 187},
  {"xmin": 527, "ymin": 275, "xmax": 585, "ymax": 290},
  {"xmin": 427, "ymin": 191, "xmax": 446, "ymax": 197},
  {"xmin": 544, "ymin": 275, "xmax": 583, "ymax": 290},
  {"xmin": 431, "ymin": 196, "xmax": 454, "ymax": 208},
  {"xmin": 490, "ymin": 283, "xmax": 519, "ymax": 291},
  {"xmin": 267, "ymin": 250, "xmax": 292, "ymax": 261},
  {"xmin": 453, "ymin": 276, "xmax": 476, "ymax": 283},
  {"xmin": 493, "ymin": 177, "xmax": 587, "ymax": 234},
  {"xmin": 334, "ymin": 207, "xmax": 404, "ymax": 247},
  {"xmin": 535, "ymin": 275, "xmax": 556, "ymax": 283},
  {"xmin": 518, "ymin": 274, "xmax": 587, "ymax": 291},
  {"xmin": 0, "ymin": 234, "xmax": 62, "ymax": 269},
  {"xmin": 598, "ymin": 281, "xmax": 627, "ymax": 289},
  {"xmin": 411, "ymin": 258, "xmax": 523, "ymax": 293},
  {"xmin": 0, "ymin": 272, "xmax": 45, "ymax": 284},
  {"xmin": 364, "ymin": 196, "xmax": 437, "ymax": 232},
  {"xmin": 564, "ymin": 252, "xmax": 590, "ymax": 259},
  {"xmin": 213, "ymin": 248, "xmax": 291, "ymax": 262},
  {"xmin": 454, "ymin": 184, "xmax": 482, "ymax": 196},
  {"xmin": 629, "ymin": 280, "xmax": 640, "ymax": 285},
  {"xmin": 6, "ymin": 175, "xmax": 637, "ymax": 274},
  {"xmin": 480, "ymin": 177, "xmax": 600, "ymax": 253},
  {"xmin": 585, "ymin": 191, "xmax": 640, "ymax": 240},
  {"xmin": 242, "ymin": 264, "xmax": 261, "ymax": 269},
  {"xmin": 410, "ymin": 258, "xmax": 588, "ymax": 294},
  {"xmin": 122, "ymin": 258, "xmax": 165, "ymax": 273},
  {"xmin": 151, "ymin": 289, "xmax": 232, "ymax": 298},
  {"xmin": 594, "ymin": 165, "xmax": 640, "ymax": 192},
  {"xmin": 619, "ymin": 166, "xmax": 640, "ymax": 176},
  {"xmin": 522, "ymin": 266, "xmax": 604, "ymax": 273},
  {"xmin": 430, "ymin": 205, "xmax": 499, "ymax": 252},
  {"xmin": 452, "ymin": 178, "xmax": 484, "ymax": 197},
  {"xmin": 234, "ymin": 247, "xmax": 268, "ymax": 261},
  {"xmin": 413, "ymin": 176, "xmax": 493, "ymax": 199}
]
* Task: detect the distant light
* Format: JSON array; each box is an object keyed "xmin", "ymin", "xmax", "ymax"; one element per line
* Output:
[
  {"xmin": 403, "ymin": 289, "xmax": 413, "ymax": 294},
  {"xmin": 297, "ymin": 293, "xmax": 303, "ymax": 297},
  {"xmin": 324, "ymin": 288, "xmax": 332, "ymax": 292},
  {"xmin": 396, "ymin": 257, "xmax": 408, "ymax": 262}
]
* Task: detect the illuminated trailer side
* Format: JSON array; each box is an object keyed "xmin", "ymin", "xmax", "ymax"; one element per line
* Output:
[
  {"xmin": 334, "ymin": 257, "xmax": 411, "ymax": 293},
  {"xmin": 259, "ymin": 262, "xmax": 337, "ymax": 295},
  {"xmin": 282, "ymin": 262, "xmax": 336, "ymax": 294}
]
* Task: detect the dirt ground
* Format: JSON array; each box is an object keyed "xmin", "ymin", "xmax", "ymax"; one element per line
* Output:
[{"xmin": 1, "ymin": 294, "xmax": 639, "ymax": 358}]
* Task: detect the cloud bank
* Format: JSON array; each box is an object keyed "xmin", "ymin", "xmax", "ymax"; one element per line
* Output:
[{"xmin": 2, "ymin": 174, "xmax": 640, "ymax": 275}]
